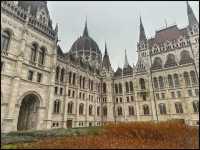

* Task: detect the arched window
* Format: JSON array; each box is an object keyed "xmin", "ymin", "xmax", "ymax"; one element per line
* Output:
[
  {"xmin": 193, "ymin": 101, "xmax": 199, "ymax": 113},
  {"xmin": 175, "ymin": 102, "xmax": 183, "ymax": 114},
  {"xmin": 1, "ymin": 30, "xmax": 10, "ymax": 51},
  {"xmin": 60, "ymin": 68, "xmax": 65, "ymax": 82},
  {"xmin": 38, "ymin": 47, "xmax": 45, "ymax": 65},
  {"xmin": 173, "ymin": 74, "xmax": 180, "ymax": 87},
  {"xmin": 190, "ymin": 71, "xmax": 197, "ymax": 85},
  {"xmin": 115, "ymin": 84, "xmax": 118, "ymax": 94},
  {"xmin": 168, "ymin": 75, "xmax": 174, "ymax": 88},
  {"xmin": 159, "ymin": 103, "xmax": 166, "ymax": 115},
  {"xmin": 158, "ymin": 76, "xmax": 164, "ymax": 89},
  {"xmin": 129, "ymin": 106, "xmax": 134, "ymax": 116},
  {"xmin": 55, "ymin": 66, "xmax": 60, "ymax": 81},
  {"xmin": 143, "ymin": 105, "xmax": 149, "ymax": 115},
  {"xmin": 79, "ymin": 103, "xmax": 84, "ymax": 115},
  {"xmin": 117, "ymin": 107, "xmax": 123, "ymax": 116},
  {"xmin": 139, "ymin": 78, "xmax": 145, "ymax": 89},
  {"xmin": 103, "ymin": 106, "xmax": 107, "ymax": 116},
  {"xmin": 153, "ymin": 77, "xmax": 159, "ymax": 89},
  {"xmin": 67, "ymin": 102, "xmax": 73, "ymax": 114},
  {"xmin": 164, "ymin": 54, "xmax": 177, "ymax": 68},
  {"xmin": 97, "ymin": 106, "xmax": 100, "ymax": 116},
  {"xmin": 69, "ymin": 72, "xmax": 72, "ymax": 84},
  {"xmin": 53, "ymin": 100, "xmax": 60, "ymax": 114},
  {"xmin": 179, "ymin": 50, "xmax": 193, "ymax": 65},
  {"xmin": 30, "ymin": 43, "xmax": 37, "ymax": 62},
  {"xmin": 89, "ymin": 105, "xmax": 93, "ymax": 116},
  {"xmin": 72, "ymin": 73, "xmax": 76, "ymax": 85},
  {"xmin": 125, "ymin": 82, "xmax": 129, "ymax": 93},
  {"xmin": 91, "ymin": 80, "xmax": 93, "ymax": 91},
  {"xmin": 129, "ymin": 81, "xmax": 133, "ymax": 92},
  {"xmin": 103, "ymin": 83, "xmax": 107, "ymax": 93},
  {"xmin": 152, "ymin": 57, "xmax": 162, "ymax": 70},
  {"xmin": 119, "ymin": 83, "xmax": 122, "ymax": 93},
  {"xmin": 183, "ymin": 72, "xmax": 191, "ymax": 86}
]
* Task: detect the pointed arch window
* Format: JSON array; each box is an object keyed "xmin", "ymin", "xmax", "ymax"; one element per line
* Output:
[
  {"xmin": 89, "ymin": 105, "xmax": 93, "ymax": 116},
  {"xmin": 97, "ymin": 106, "xmax": 100, "ymax": 116},
  {"xmin": 159, "ymin": 103, "xmax": 167, "ymax": 115},
  {"xmin": 143, "ymin": 105, "xmax": 150, "ymax": 115},
  {"xmin": 193, "ymin": 101, "xmax": 199, "ymax": 113},
  {"xmin": 152, "ymin": 57, "xmax": 162, "ymax": 70},
  {"xmin": 139, "ymin": 78, "xmax": 145, "ymax": 90},
  {"xmin": 115, "ymin": 84, "xmax": 118, "ymax": 94},
  {"xmin": 164, "ymin": 54, "xmax": 177, "ymax": 68},
  {"xmin": 190, "ymin": 71, "xmax": 197, "ymax": 85},
  {"xmin": 179, "ymin": 50, "xmax": 193, "ymax": 65},
  {"xmin": 103, "ymin": 83, "xmax": 107, "ymax": 93},
  {"xmin": 129, "ymin": 106, "xmax": 134, "ymax": 116},
  {"xmin": 119, "ymin": 83, "xmax": 122, "ymax": 94},
  {"xmin": 129, "ymin": 81, "xmax": 133, "ymax": 92},
  {"xmin": 53, "ymin": 100, "xmax": 60, "ymax": 114},
  {"xmin": 55, "ymin": 66, "xmax": 60, "ymax": 81},
  {"xmin": 103, "ymin": 106, "xmax": 107, "ymax": 117},
  {"xmin": 125, "ymin": 82, "xmax": 129, "ymax": 93}
]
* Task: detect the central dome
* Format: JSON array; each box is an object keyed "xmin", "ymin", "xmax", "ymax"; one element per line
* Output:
[{"xmin": 69, "ymin": 21, "xmax": 102, "ymax": 62}]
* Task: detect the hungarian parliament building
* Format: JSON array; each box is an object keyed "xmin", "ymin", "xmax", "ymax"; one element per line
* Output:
[{"xmin": 1, "ymin": 1, "xmax": 199, "ymax": 133}]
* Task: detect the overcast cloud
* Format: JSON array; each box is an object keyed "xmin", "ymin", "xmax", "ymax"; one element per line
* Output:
[{"xmin": 47, "ymin": 1, "xmax": 199, "ymax": 71}]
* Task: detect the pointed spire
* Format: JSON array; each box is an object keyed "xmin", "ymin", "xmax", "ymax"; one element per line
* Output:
[
  {"xmin": 139, "ymin": 16, "xmax": 147, "ymax": 42},
  {"xmin": 124, "ymin": 49, "xmax": 129, "ymax": 68},
  {"xmin": 83, "ymin": 17, "xmax": 89, "ymax": 37},
  {"xmin": 104, "ymin": 41, "xmax": 108, "ymax": 56},
  {"xmin": 102, "ymin": 42, "xmax": 112, "ymax": 71},
  {"xmin": 186, "ymin": 1, "xmax": 198, "ymax": 26}
]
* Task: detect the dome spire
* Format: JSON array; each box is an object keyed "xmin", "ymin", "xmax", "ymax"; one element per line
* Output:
[
  {"xmin": 83, "ymin": 17, "xmax": 89, "ymax": 37},
  {"xmin": 105, "ymin": 41, "xmax": 108, "ymax": 55},
  {"xmin": 102, "ymin": 42, "xmax": 112, "ymax": 71}
]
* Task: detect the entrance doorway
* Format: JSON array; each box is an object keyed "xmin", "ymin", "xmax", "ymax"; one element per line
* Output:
[{"xmin": 17, "ymin": 94, "xmax": 40, "ymax": 131}]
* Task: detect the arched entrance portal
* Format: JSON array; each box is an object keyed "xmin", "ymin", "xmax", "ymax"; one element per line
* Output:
[{"xmin": 17, "ymin": 94, "xmax": 40, "ymax": 131}]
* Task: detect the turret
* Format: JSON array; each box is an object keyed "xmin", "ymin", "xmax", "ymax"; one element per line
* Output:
[{"xmin": 102, "ymin": 42, "xmax": 112, "ymax": 72}]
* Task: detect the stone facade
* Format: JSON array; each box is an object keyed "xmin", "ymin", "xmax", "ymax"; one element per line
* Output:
[{"xmin": 1, "ymin": 1, "xmax": 199, "ymax": 133}]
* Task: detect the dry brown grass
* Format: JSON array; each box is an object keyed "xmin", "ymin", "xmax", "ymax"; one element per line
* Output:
[{"xmin": 15, "ymin": 121, "xmax": 199, "ymax": 149}]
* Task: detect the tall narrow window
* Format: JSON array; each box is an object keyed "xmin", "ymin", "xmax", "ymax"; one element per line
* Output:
[
  {"xmin": 1, "ymin": 30, "xmax": 10, "ymax": 51},
  {"xmin": 82, "ymin": 77, "xmax": 85, "ymax": 89},
  {"xmin": 183, "ymin": 72, "xmax": 190, "ymax": 86},
  {"xmin": 159, "ymin": 76, "xmax": 164, "ymax": 89},
  {"xmin": 30, "ymin": 43, "xmax": 37, "ymax": 62},
  {"xmin": 125, "ymin": 82, "xmax": 129, "ymax": 93},
  {"xmin": 103, "ymin": 106, "xmax": 107, "ymax": 117},
  {"xmin": 68, "ymin": 102, "xmax": 73, "ymax": 114},
  {"xmin": 175, "ymin": 102, "xmax": 183, "ymax": 114},
  {"xmin": 79, "ymin": 103, "xmax": 84, "ymax": 115},
  {"xmin": 69, "ymin": 72, "xmax": 72, "ymax": 84},
  {"xmin": 97, "ymin": 106, "xmax": 100, "ymax": 116},
  {"xmin": 168, "ymin": 75, "xmax": 174, "ymax": 88},
  {"xmin": 174, "ymin": 74, "xmax": 180, "ymax": 87},
  {"xmin": 129, "ymin": 81, "xmax": 133, "ymax": 92},
  {"xmin": 53, "ymin": 100, "xmax": 60, "ymax": 114},
  {"xmin": 60, "ymin": 68, "xmax": 65, "ymax": 82},
  {"xmin": 119, "ymin": 83, "xmax": 122, "ymax": 93},
  {"xmin": 79, "ymin": 76, "xmax": 82, "ymax": 88},
  {"xmin": 143, "ymin": 105, "xmax": 149, "ymax": 115},
  {"xmin": 153, "ymin": 77, "xmax": 159, "ymax": 89},
  {"xmin": 190, "ymin": 71, "xmax": 197, "ymax": 85},
  {"xmin": 28, "ymin": 70, "xmax": 34, "ymax": 81},
  {"xmin": 72, "ymin": 73, "xmax": 76, "ymax": 85},
  {"xmin": 139, "ymin": 78, "xmax": 145, "ymax": 89},
  {"xmin": 55, "ymin": 66, "xmax": 60, "ymax": 81},
  {"xmin": 103, "ymin": 83, "xmax": 107, "ymax": 93},
  {"xmin": 37, "ymin": 72, "xmax": 42, "ymax": 83},
  {"xmin": 159, "ymin": 103, "xmax": 166, "ymax": 115},
  {"xmin": 38, "ymin": 47, "xmax": 45, "ymax": 65},
  {"xmin": 89, "ymin": 105, "xmax": 93, "ymax": 116},
  {"xmin": 117, "ymin": 107, "xmax": 123, "ymax": 116},
  {"xmin": 193, "ymin": 101, "xmax": 199, "ymax": 113},
  {"xmin": 115, "ymin": 84, "xmax": 118, "ymax": 94},
  {"xmin": 129, "ymin": 106, "xmax": 134, "ymax": 116}
]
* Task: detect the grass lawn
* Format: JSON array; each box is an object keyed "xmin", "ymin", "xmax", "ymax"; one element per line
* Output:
[{"xmin": 1, "ymin": 121, "xmax": 199, "ymax": 149}]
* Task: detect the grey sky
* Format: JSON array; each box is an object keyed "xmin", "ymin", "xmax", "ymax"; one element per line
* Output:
[{"xmin": 47, "ymin": 1, "xmax": 199, "ymax": 71}]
